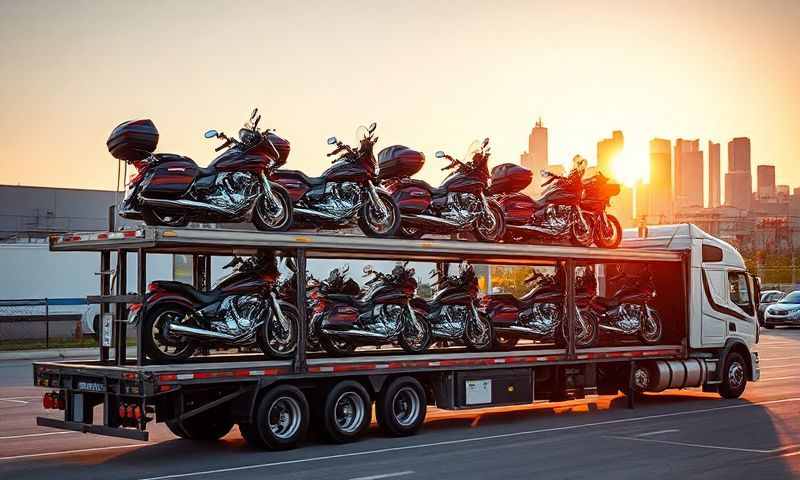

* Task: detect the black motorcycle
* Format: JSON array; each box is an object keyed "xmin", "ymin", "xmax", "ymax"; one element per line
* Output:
[
  {"xmin": 113, "ymin": 108, "xmax": 293, "ymax": 231},
  {"xmin": 413, "ymin": 262, "xmax": 494, "ymax": 351},
  {"xmin": 382, "ymin": 138, "xmax": 505, "ymax": 241},
  {"xmin": 129, "ymin": 252, "xmax": 299, "ymax": 362},
  {"xmin": 309, "ymin": 263, "xmax": 431, "ymax": 355},
  {"xmin": 590, "ymin": 265, "xmax": 663, "ymax": 344},
  {"xmin": 274, "ymin": 123, "xmax": 401, "ymax": 237},
  {"xmin": 482, "ymin": 265, "xmax": 598, "ymax": 350}
]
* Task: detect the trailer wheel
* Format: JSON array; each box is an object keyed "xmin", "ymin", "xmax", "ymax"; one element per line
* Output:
[
  {"xmin": 322, "ymin": 380, "xmax": 372, "ymax": 443},
  {"xmin": 166, "ymin": 410, "xmax": 234, "ymax": 441},
  {"xmin": 719, "ymin": 352, "xmax": 747, "ymax": 399},
  {"xmin": 376, "ymin": 376, "xmax": 426, "ymax": 437},
  {"xmin": 253, "ymin": 384, "xmax": 310, "ymax": 450}
]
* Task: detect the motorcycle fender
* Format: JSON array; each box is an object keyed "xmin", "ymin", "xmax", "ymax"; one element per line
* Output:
[
  {"xmin": 268, "ymin": 181, "xmax": 291, "ymax": 202},
  {"xmin": 145, "ymin": 291, "xmax": 196, "ymax": 311}
]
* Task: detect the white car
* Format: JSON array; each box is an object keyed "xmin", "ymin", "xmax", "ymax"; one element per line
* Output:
[{"xmin": 763, "ymin": 290, "xmax": 800, "ymax": 328}]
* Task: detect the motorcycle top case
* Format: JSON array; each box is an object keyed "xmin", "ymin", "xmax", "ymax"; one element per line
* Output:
[
  {"xmin": 107, "ymin": 119, "xmax": 159, "ymax": 161},
  {"xmin": 140, "ymin": 156, "xmax": 198, "ymax": 198},
  {"xmin": 377, "ymin": 145, "xmax": 425, "ymax": 180},
  {"xmin": 489, "ymin": 163, "xmax": 533, "ymax": 195}
]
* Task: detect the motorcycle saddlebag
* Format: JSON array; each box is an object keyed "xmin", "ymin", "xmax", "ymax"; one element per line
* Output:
[
  {"xmin": 387, "ymin": 179, "xmax": 432, "ymax": 214},
  {"xmin": 496, "ymin": 192, "xmax": 534, "ymax": 225},
  {"xmin": 489, "ymin": 163, "xmax": 533, "ymax": 195},
  {"xmin": 482, "ymin": 295, "xmax": 519, "ymax": 326},
  {"xmin": 323, "ymin": 305, "xmax": 359, "ymax": 326},
  {"xmin": 378, "ymin": 145, "xmax": 425, "ymax": 180},
  {"xmin": 107, "ymin": 119, "xmax": 159, "ymax": 161},
  {"xmin": 140, "ymin": 157, "xmax": 198, "ymax": 198}
]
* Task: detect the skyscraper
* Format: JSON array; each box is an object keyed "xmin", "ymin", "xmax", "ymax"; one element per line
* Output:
[
  {"xmin": 674, "ymin": 139, "xmax": 704, "ymax": 208},
  {"xmin": 725, "ymin": 137, "xmax": 752, "ymax": 210},
  {"xmin": 520, "ymin": 118, "xmax": 548, "ymax": 197},
  {"xmin": 648, "ymin": 138, "xmax": 672, "ymax": 221},
  {"xmin": 708, "ymin": 141, "xmax": 721, "ymax": 208},
  {"xmin": 756, "ymin": 165, "xmax": 776, "ymax": 200},
  {"xmin": 597, "ymin": 131, "xmax": 633, "ymax": 227}
]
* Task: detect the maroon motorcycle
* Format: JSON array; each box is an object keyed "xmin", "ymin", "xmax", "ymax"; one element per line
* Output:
[
  {"xmin": 381, "ymin": 138, "xmax": 505, "ymax": 241},
  {"xmin": 273, "ymin": 123, "xmax": 401, "ymax": 237},
  {"xmin": 490, "ymin": 157, "xmax": 621, "ymax": 247},
  {"xmin": 129, "ymin": 252, "xmax": 299, "ymax": 362},
  {"xmin": 112, "ymin": 108, "xmax": 293, "ymax": 231}
]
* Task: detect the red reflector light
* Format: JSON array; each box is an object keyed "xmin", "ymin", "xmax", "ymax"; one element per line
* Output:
[
  {"xmin": 119, "ymin": 404, "xmax": 127, "ymax": 418},
  {"xmin": 42, "ymin": 394, "xmax": 53, "ymax": 409},
  {"xmin": 126, "ymin": 404, "xmax": 136, "ymax": 419},
  {"xmin": 57, "ymin": 397, "xmax": 65, "ymax": 410},
  {"xmin": 129, "ymin": 303, "xmax": 142, "ymax": 314},
  {"xmin": 133, "ymin": 405, "xmax": 142, "ymax": 420}
]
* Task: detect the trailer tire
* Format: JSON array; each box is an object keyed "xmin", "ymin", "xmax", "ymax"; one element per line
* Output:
[
  {"xmin": 253, "ymin": 384, "xmax": 310, "ymax": 450},
  {"xmin": 322, "ymin": 380, "xmax": 372, "ymax": 443},
  {"xmin": 376, "ymin": 376, "xmax": 426, "ymax": 437},
  {"xmin": 719, "ymin": 351, "xmax": 747, "ymax": 399}
]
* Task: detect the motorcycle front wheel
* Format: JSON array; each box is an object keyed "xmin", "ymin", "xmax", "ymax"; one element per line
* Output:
[
  {"xmin": 575, "ymin": 309, "xmax": 599, "ymax": 347},
  {"xmin": 258, "ymin": 303, "xmax": 299, "ymax": 359},
  {"xmin": 142, "ymin": 303, "xmax": 197, "ymax": 363},
  {"xmin": 142, "ymin": 209, "xmax": 190, "ymax": 228},
  {"xmin": 594, "ymin": 214, "xmax": 622, "ymax": 249},
  {"xmin": 399, "ymin": 316, "xmax": 432, "ymax": 354},
  {"xmin": 358, "ymin": 191, "xmax": 401, "ymax": 238},
  {"xmin": 464, "ymin": 311, "xmax": 494, "ymax": 351},
  {"xmin": 639, "ymin": 308, "xmax": 663, "ymax": 344},
  {"xmin": 570, "ymin": 213, "xmax": 593, "ymax": 247},
  {"xmin": 475, "ymin": 202, "xmax": 506, "ymax": 243},
  {"xmin": 253, "ymin": 188, "xmax": 293, "ymax": 232}
]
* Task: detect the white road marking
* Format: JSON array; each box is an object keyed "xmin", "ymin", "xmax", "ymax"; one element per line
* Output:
[
  {"xmin": 759, "ymin": 375, "xmax": 800, "ymax": 382},
  {"xmin": 635, "ymin": 429, "xmax": 679, "ymax": 437},
  {"xmin": 0, "ymin": 444, "xmax": 144, "ymax": 461},
  {"xmin": 0, "ymin": 431, "xmax": 75, "ymax": 440},
  {"xmin": 348, "ymin": 471, "xmax": 415, "ymax": 480},
  {"xmin": 135, "ymin": 397, "xmax": 800, "ymax": 480},
  {"xmin": 607, "ymin": 435, "xmax": 800, "ymax": 454},
  {"xmin": 0, "ymin": 399, "xmax": 28, "ymax": 404},
  {"xmin": 759, "ymin": 355, "xmax": 800, "ymax": 361},
  {"xmin": 0, "ymin": 396, "xmax": 39, "ymax": 401},
  {"xmin": 759, "ymin": 364, "xmax": 795, "ymax": 369}
]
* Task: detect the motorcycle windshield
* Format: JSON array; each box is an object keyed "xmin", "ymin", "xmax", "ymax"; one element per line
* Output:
[
  {"xmin": 463, "ymin": 140, "xmax": 481, "ymax": 164},
  {"xmin": 355, "ymin": 125, "xmax": 370, "ymax": 144}
]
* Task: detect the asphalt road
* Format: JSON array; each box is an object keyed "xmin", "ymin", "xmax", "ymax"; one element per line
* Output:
[{"xmin": 1, "ymin": 330, "xmax": 798, "ymax": 480}]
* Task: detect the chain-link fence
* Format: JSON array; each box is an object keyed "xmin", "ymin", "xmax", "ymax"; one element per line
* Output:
[{"xmin": 0, "ymin": 298, "xmax": 91, "ymax": 348}]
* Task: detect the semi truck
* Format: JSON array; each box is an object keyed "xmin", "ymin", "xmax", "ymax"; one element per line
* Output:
[{"xmin": 32, "ymin": 224, "xmax": 760, "ymax": 450}]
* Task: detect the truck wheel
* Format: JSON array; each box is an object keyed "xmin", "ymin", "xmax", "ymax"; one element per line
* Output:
[
  {"xmin": 253, "ymin": 384, "xmax": 310, "ymax": 450},
  {"xmin": 166, "ymin": 409, "xmax": 234, "ymax": 441},
  {"xmin": 376, "ymin": 376, "xmax": 426, "ymax": 437},
  {"xmin": 719, "ymin": 352, "xmax": 747, "ymax": 399},
  {"xmin": 322, "ymin": 380, "xmax": 372, "ymax": 443}
]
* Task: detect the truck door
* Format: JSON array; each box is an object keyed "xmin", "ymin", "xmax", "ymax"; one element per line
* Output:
[{"xmin": 726, "ymin": 270, "xmax": 757, "ymax": 345}]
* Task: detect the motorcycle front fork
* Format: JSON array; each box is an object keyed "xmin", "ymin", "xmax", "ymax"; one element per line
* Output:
[
  {"xmin": 260, "ymin": 171, "xmax": 279, "ymax": 208},
  {"xmin": 366, "ymin": 181, "xmax": 389, "ymax": 219}
]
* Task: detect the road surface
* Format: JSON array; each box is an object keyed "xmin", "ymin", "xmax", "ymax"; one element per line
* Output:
[{"xmin": 1, "ymin": 329, "xmax": 798, "ymax": 479}]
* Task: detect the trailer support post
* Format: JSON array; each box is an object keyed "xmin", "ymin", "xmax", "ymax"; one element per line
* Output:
[
  {"xmin": 100, "ymin": 205, "xmax": 115, "ymax": 363},
  {"xmin": 114, "ymin": 250, "xmax": 128, "ymax": 366},
  {"xmin": 137, "ymin": 248, "xmax": 147, "ymax": 366},
  {"xmin": 294, "ymin": 248, "xmax": 307, "ymax": 374},
  {"xmin": 565, "ymin": 259, "xmax": 576, "ymax": 358}
]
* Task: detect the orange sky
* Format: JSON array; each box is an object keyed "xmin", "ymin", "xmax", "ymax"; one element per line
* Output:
[{"xmin": 1, "ymin": 0, "xmax": 798, "ymax": 198}]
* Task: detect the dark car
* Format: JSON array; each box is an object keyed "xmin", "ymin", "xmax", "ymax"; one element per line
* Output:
[
  {"xmin": 758, "ymin": 290, "xmax": 785, "ymax": 326},
  {"xmin": 763, "ymin": 290, "xmax": 800, "ymax": 329}
]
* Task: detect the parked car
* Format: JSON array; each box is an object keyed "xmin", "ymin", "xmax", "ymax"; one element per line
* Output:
[
  {"xmin": 758, "ymin": 290, "xmax": 785, "ymax": 326},
  {"xmin": 763, "ymin": 290, "xmax": 800, "ymax": 329}
]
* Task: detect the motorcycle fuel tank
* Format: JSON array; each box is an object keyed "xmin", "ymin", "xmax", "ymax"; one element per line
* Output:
[
  {"xmin": 140, "ymin": 157, "xmax": 198, "ymax": 198},
  {"xmin": 322, "ymin": 159, "xmax": 372, "ymax": 183},
  {"xmin": 208, "ymin": 148, "xmax": 269, "ymax": 173},
  {"xmin": 440, "ymin": 172, "xmax": 484, "ymax": 194},
  {"xmin": 432, "ymin": 286, "xmax": 474, "ymax": 305}
]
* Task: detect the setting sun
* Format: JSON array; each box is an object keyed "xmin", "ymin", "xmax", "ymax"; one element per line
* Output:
[{"xmin": 611, "ymin": 142, "xmax": 651, "ymax": 187}]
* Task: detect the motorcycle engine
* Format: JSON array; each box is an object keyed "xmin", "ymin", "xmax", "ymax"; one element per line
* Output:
[
  {"xmin": 535, "ymin": 205, "xmax": 570, "ymax": 231},
  {"xmin": 435, "ymin": 305, "xmax": 468, "ymax": 338},
  {"xmin": 367, "ymin": 304, "xmax": 404, "ymax": 337},
  {"xmin": 315, "ymin": 182, "xmax": 362, "ymax": 218},
  {"xmin": 204, "ymin": 172, "xmax": 259, "ymax": 212},
  {"xmin": 519, "ymin": 302, "xmax": 562, "ymax": 336},
  {"xmin": 212, "ymin": 295, "xmax": 265, "ymax": 338},
  {"xmin": 442, "ymin": 193, "xmax": 482, "ymax": 225},
  {"xmin": 616, "ymin": 303, "xmax": 643, "ymax": 333}
]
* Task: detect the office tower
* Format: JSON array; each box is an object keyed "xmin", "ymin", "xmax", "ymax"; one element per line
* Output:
[
  {"xmin": 648, "ymin": 138, "xmax": 673, "ymax": 221},
  {"xmin": 674, "ymin": 139, "xmax": 704, "ymax": 208},
  {"xmin": 777, "ymin": 185, "xmax": 790, "ymax": 202},
  {"xmin": 596, "ymin": 131, "xmax": 633, "ymax": 227},
  {"xmin": 708, "ymin": 141, "xmax": 721, "ymax": 208},
  {"xmin": 520, "ymin": 118, "xmax": 548, "ymax": 197},
  {"xmin": 726, "ymin": 137, "xmax": 752, "ymax": 210},
  {"xmin": 757, "ymin": 165, "xmax": 776, "ymax": 199}
]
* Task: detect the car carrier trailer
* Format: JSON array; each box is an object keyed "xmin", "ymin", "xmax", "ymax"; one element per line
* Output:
[{"xmin": 32, "ymin": 224, "xmax": 760, "ymax": 450}]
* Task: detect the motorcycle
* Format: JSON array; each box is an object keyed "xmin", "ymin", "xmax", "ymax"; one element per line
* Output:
[
  {"xmin": 274, "ymin": 123, "xmax": 401, "ymax": 237},
  {"xmin": 590, "ymin": 265, "xmax": 663, "ymax": 344},
  {"xmin": 113, "ymin": 108, "xmax": 294, "ymax": 231},
  {"xmin": 309, "ymin": 263, "xmax": 431, "ymax": 355},
  {"xmin": 490, "ymin": 156, "xmax": 621, "ymax": 247},
  {"xmin": 129, "ymin": 252, "xmax": 299, "ymax": 362},
  {"xmin": 381, "ymin": 138, "xmax": 505, "ymax": 241},
  {"xmin": 413, "ymin": 262, "xmax": 494, "ymax": 351},
  {"xmin": 482, "ymin": 265, "xmax": 598, "ymax": 350}
]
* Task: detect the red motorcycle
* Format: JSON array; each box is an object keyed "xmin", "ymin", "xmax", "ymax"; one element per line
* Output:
[
  {"xmin": 112, "ymin": 108, "xmax": 293, "ymax": 231},
  {"xmin": 381, "ymin": 138, "xmax": 505, "ymax": 241}
]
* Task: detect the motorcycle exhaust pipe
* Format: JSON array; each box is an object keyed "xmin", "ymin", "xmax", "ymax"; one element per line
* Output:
[
  {"xmin": 321, "ymin": 328, "xmax": 388, "ymax": 340},
  {"xmin": 168, "ymin": 323, "xmax": 237, "ymax": 341},
  {"xmin": 139, "ymin": 196, "xmax": 241, "ymax": 216},
  {"xmin": 294, "ymin": 208, "xmax": 349, "ymax": 221},
  {"xmin": 506, "ymin": 224, "xmax": 562, "ymax": 236},
  {"xmin": 401, "ymin": 214, "xmax": 466, "ymax": 229},
  {"xmin": 495, "ymin": 325, "xmax": 551, "ymax": 336},
  {"xmin": 597, "ymin": 324, "xmax": 630, "ymax": 334}
]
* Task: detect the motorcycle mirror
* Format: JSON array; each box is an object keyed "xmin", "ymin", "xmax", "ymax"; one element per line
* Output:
[
  {"xmin": 435, "ymin": 151, "xmax": 446, "ymax": 158},
  {"xmin": 368, "ymin": 122, "xmax": 377, "ymax": 133},
  {"xmin": 362, "ymin": 265, "xmax": 374, "ymax": 274},
  {"xmin": 204, "ymin": 129, "xmax": 219, "ymax": 139},
  {"xmin": 327, "ymin": 136, "xmax": 338, "ymax": 145}
]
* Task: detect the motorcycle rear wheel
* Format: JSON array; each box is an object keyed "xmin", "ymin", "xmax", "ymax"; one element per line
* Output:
[
  {"xmin": 257, "ymin": 303, "xmax": 299, "ymax": 359},
  {"xmin": 594, "ymin": 214, "xmax": 622, "ymax": 249},
  {"xmin": 142, "ymin": 209, "xmax": 189, "ymax": 227},
  {"xmin": 358, "ymin": 191, "xmax": 401, "ymax": 238},
  {"xmin": 142, "ymin": 303, "xmax": 197, "ymax": 363},
  {"xmin": 570, "ymin": 215, "xmax": 593, "ymax": 247},
  {"xmin": 253, "ymin": 188, "xmax": 293, "ymax": 232}
]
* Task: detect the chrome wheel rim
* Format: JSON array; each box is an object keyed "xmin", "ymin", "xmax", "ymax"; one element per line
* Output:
[
  {"xmin": 258, "ymin": 193, "xmax": 289, "ymax": 229},
  {"xmin": 334, "ymin": 392, "xmax": 366, "ymax": 434},
  {"xmin": 366, "ymin": 197, "xmax": 396, "ymax": 235},
  {"xmin": 467, "ymin": 314, "xmax": 491, "ymax": 347},
  {"xmin": 640, "ymin": 309, "xmax": 662, "ymax": 342},
  {"xmin": 575, "ymin": 310, "xmax": 596, "ymax": 346},
  {"xmin": 267, "ymin": 396, "xmax": 302, "ymax": 440},
  {"xmin": 152, "ymin": 310, "xmax": 193, "ymax": 358},
  {"xmin": 728, "ymin": 361, "xmax": 745, "ymax": 389},
  {"xmin": 392, "ymin": 387, "xmax": 420, "ymax": 427},
  {"xmin": 267, "ymin": 309, "xmax": 297, "ymax": 354},
  {"xmin": 633, "ymin": 367, "xmax": 650, "ymax": 391},
  {"xmin": 477, "ymin": 209, "xmax": 502, "ymax": 240}
]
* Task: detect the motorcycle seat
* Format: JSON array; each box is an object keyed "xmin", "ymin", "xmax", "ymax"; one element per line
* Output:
[
  {"xmin": 486, "ymin": 293, "xmax": 520, "ymax": 307},
  {"xmin": 279, "ymin": 169, "xmax": 326, "ymax": 187},
  {"xmin": 155, "ymin": 153, "xmax": 216, "ymax": 178},
  {"xmin": 592, "ymin": 296, "xmax": 620, "ymax": 309},
  {"xmin": 404, "ymin": 179, "xmax": 447, "ymax": 197},
  {"xmin": 519, "ymin": 286, "xmax": 563, "ymax": 303},
  {"xmin": 150, "ymin": 280, "xmax": 222, "ymax": 305}
]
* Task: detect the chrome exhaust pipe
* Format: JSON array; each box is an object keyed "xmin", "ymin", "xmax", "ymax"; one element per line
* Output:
[
  {"xmin": 139, "ymin": 196, "xmax": 248, "ymax": 217},
  {"xmin": 168, "ymin": 323, "xmax": 237, "ymax": 341},
  {"xmin": 506, "ymin": 224, "xmax": 562, "ymax": 236},
  {"xmin": 401, "ymin": 214, "xmax": 466, "ymax": 229},
  {"xmin": 294, "ymin": 208, "xmax": 350, "ymax": 221},
  {"xmin": 495, "ymin": 325, "xmax": 552, "ymax": 336},
  {"xmin": 321, "ymin": 328, "xmax": 388, "ymax": 340}
]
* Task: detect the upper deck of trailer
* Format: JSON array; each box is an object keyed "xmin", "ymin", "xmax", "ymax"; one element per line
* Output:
[{"xmin": 49, "ymin": 227, "xmax": 685, "ymax": 264}]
